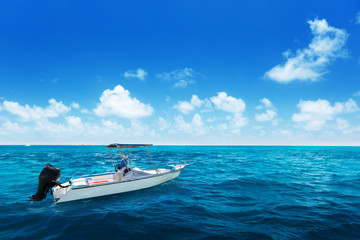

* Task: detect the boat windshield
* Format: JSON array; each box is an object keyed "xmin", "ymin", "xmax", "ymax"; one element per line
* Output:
[{"xmin": 106, "ymin": 144, "xmax": 157, "ymax": 172}]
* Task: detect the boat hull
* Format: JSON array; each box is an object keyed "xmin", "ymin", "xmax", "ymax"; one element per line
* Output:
[{"xmin": 55, "ymin": 170, "xmax": 181, "ymax": 203}]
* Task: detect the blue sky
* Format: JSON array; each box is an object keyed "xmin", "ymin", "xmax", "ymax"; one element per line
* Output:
[{"xmin": 0, "ymin": 0, "xmax": 360, "ymax": 145}]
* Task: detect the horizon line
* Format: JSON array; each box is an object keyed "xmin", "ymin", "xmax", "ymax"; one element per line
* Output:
[{"xmin": 0, "ymin": 144, "xmax": 359, "ymax": 147}]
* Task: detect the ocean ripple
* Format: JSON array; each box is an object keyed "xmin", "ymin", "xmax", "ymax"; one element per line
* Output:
[{"xmin": 1, "ymin": 146, "xmax": 360, "ymax": 239}]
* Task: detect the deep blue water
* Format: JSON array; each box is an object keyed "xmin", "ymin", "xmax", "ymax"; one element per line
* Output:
[{"xmin": 1, "ymin": 146, "xmax": 360, "ymax": 240}]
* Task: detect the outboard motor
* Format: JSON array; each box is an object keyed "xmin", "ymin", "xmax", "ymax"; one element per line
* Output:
[{"xmin": 30, "ymin": 164, "xmax": 61, "ymax": 201}]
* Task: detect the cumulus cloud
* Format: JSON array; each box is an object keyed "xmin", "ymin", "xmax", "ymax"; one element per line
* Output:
[
  {"xmin": 174, "ymin": 113, "xmax": 207, "ymax": 135},
  {"xmin": 94, "ymin": 85, "xmax": 154, "ymax": 119},
  {"xmin": 71, "ymin": 102, "xmax": 91, "ymax": 114},
  {"xmin": 210, "ymin": 92, "xmax": 248, "ymax": 132},
  {"xmin": 173, "ymin": 95, "xmax": 203, "ymax": 114},
  {"xmin": 101, "ymin": 119, "xmax": 126, "ymax": 135},
  {"xmin": 156, "ymin": 68, "xmax": 196, "ymax": 88},
  {"xmin": 192, "ymin": 113, "xmax": 206, "ymax": 131},
  {"xmin": 2, "ymin": 121, "xmax": 23, "ymax": 133},
  {"xmin": 81, "ymin": 109, "xmax": 91, "ymax": 114},
  {"xmin": 265, "ymin": 18, "xmax": 348, "ymax": 83},
  {"xmin": 129, "ymin": 119, "xmax": 153, "ymax": 137},
  {"xmin": 0, "ymin": 96, "xmax": 156, "ymax": 142},
  {"xmin": 336, "ymin": 118, "xmax": 350, "ymax": 130},
  {"xmin": 256, "ymin": 110, "xmax": 277, "ymax": 122},
  {"xmin": 255, "ymin": 98, "xmax": 278, "ymax": 125},
  {"xmin": 157, "ymin": 117, "xmax": 169, "ymax": 131},
  {"xmin": 124, "ymin": 68, "xmax": 148, "ymax": 81},
  {"xmin": 33, "ymin": 119, "xmax": 67, "ymax": 134},
  {"xmin": 292, "ymin": 98, "xmax": 358, "ymax": 131},
  {"xmin": 174, "ymin": 80, "xmax": 188, "ymax": 88},
  {"xmin": 102, "ymin": 119, "xmax": 152, "ymax": 137},
  {"xmin": 261, "ymin": 98, "xmax": 273, "ymax": 108},
  {"xmin": 29, "ymin": 117, "xmax": 94, "ymax": 137},
  {"xmin": 102, "ymin": 119, "xmax": 125, "ymax": 130},
  {"xmin": 71, "ymin": 102, "xmax": 80, "ymax": 109},
  {"xmin": 229, "ymin": 113, "xmax": 248, "ymax": 132},
  {"xmin": 174, "ymin": 115, "xmax": 192, "ymax": 132},
  {"xmin": 210, "ymin": 92, "xmax": 245, "ymax": 113},
  {"xmin": 2, "ymin": 99, "xmax": 71, "ymax": 121},
  {"xmin": 66, "ymin": 116, "xmax": 84, "ymax": 131},
  {"xmin": 168, "ymin": 91, "xmax": 248, "ymax": 135},
  {"xmin": 255, "ymin": 98, "xmax": 274, "ymax": 110}
]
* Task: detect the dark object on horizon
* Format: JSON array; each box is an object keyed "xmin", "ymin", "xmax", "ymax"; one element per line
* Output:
[{"xmin": 30, "ymin": 164, "xmax": 61, "ymax": 201}]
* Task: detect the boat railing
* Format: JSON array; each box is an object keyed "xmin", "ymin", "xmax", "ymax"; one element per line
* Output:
[
  {"xmin": 71, "ymin": 171, "xmax": 114, "ymax": 181},
  {"xmin": 69, "ymin": 163, "xmax": 188, "ymax": 184}
]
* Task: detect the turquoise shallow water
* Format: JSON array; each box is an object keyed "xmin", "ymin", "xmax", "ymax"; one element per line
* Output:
[{"xmin": 1, "ymin": 145, "xmax": 360, "ymax": 239}]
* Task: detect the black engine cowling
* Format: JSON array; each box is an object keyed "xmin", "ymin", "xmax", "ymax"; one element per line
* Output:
[{"xmin": 30, "ymin": 164, "xmax": 61, "ymax": 201}]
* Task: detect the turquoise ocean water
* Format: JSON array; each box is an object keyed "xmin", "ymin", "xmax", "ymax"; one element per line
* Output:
[{"xmin": 1, "ymin": 145, "xmax": 360, "ymax": 239}]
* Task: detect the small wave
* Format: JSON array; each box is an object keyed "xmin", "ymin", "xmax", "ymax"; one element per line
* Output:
[
  {"xmin": 307, "ymin": 223, "xmax": 360, "ymax": 239},
  {"xmin": 2, "ymin": 146, "xmax": 360, "ymax": 239}
]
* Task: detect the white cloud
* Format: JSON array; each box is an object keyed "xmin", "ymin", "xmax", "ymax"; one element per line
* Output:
[
  {"xmin": 102, "ymin": 119, "xmax": 125, "ymax": 130},
  {"xmin": 344, "ymin": 98, "xmax": 359, "ymax": 112},
  {"xmin": 292, "ymin": 98, "xmax": 359, "ymax": 131},
  {"xmin": 174, "ymin": 115, "xmax": 191, "ymax": 132},
  {"xmin": 2, "ymin": 121, "xmax": 23, "ymax": 133},
  {"xmin": 81, "ymin": 108, "xmax": 91, "ymax": 114},
  {"xmin": 230, "ymin": 113, "xmax": 248, "ymax": 129},
  {"xmin": 217, "ymin": 123, "xmax": 228, "ymax": 131},
  {"xmin": 33, "ymin": 118, "xmax": 67, "ymax": 134},
  {"xmin": 169, "ymin": 92, "xmax": 249, "ymax": 135},
  {"xmin": 157, "ymin": 117, "xmax": 169, "ymax": 131},
  {"xmin": 345, "ymin": 125, "xmax": 360, "ymax": 135},
  {"xmin": 210, "ymin": 92, "xmax": 248, "ymax": 132},
  {"xmin": 102, "ymin": 119, "xmax": 126, "ymax": 135},
  {"xmin": 71, "ymin": 102, "xmax": 80, "ymax": 109},
  {"xmin": 174, "ymin": 80, "xmax": 188, "ymax": 88},
  {"xmin": 356, "ymin": 12, "xmax": 360, "ymax": 24},
  {"xmin": 66, "ymin": 116, "xmax": 84, "ymax": 131},
  {"xmin": 336, "ymin": 118, "xmax": 350, "ymax": 130},
  {"xmin": 174, "ymin": 113, "xmax": 207, "ymax": 135},
  {"xmin": 354, "ymin": 91, "xmax": 360, "ymax": 97},
  {"xmin": 260, "ymin": 98, "xmax": 273, "ymax": 108},
  {"xmin": 103, "ymin": 119, "xmax": 152, "ymax": 137},
  {"xmin": 255, "ymin": 98, "xmax": 274, "ymax": 110},
  {"xmin": 192, "ymin": 113, "xmax": 205, "ymax": 128},
  {"xmin": 2, "ymin": 99, "xmax": 71, "ymax": 121},
  {"xmin": 156, "ymin": 67, "xmax": 193, "ymax": 81},
  {"xmin": 156, "ymin": 68, "xmax": 196, "ymax": 88},
  {"xmin": 94, "ymin": 85, "xmax": 154, "ymax": 119},
  {"xmin": 124, "ymin": 68, "xmax": 148, "ymax": 81},
  {"xmin": 269, "ymin": 129, "xmax": 294, "ymax": 139},
  {"xmin": 173, "ymin": 95, "xmax": 203, "ymax": 114},
  {"xmin": 0, "ymin": 97, "xmax": 157, "ymax": 142},
  {"xmin": 169, "ymin": 92, "xmax": 248, "ymax": 135},
  {"xmin": 71, "ymin": 102, "xmax": 91, "ymax": 115},
  {"xmin": 265, "ymin": 18, "xmax": 348, "ymax": 83},
  {"xmin": 130, "ymin": 119, "xmax": 154, "ymax": 137},
  {"xmin": 255, "ymin": 110, "xmax": 277, "ymax": 122},
  {"xmin": 210, "ymin": 92, "xmax": 245, "ymax": 113},
  {"xmin": 255, "ymin": 98, "xmax": 278, "ymax": 125}
]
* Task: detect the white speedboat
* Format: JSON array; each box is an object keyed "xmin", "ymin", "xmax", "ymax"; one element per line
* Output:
[{"xmin": 30, "ymin": 144, "xmax": 187, "ymax": 203}]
